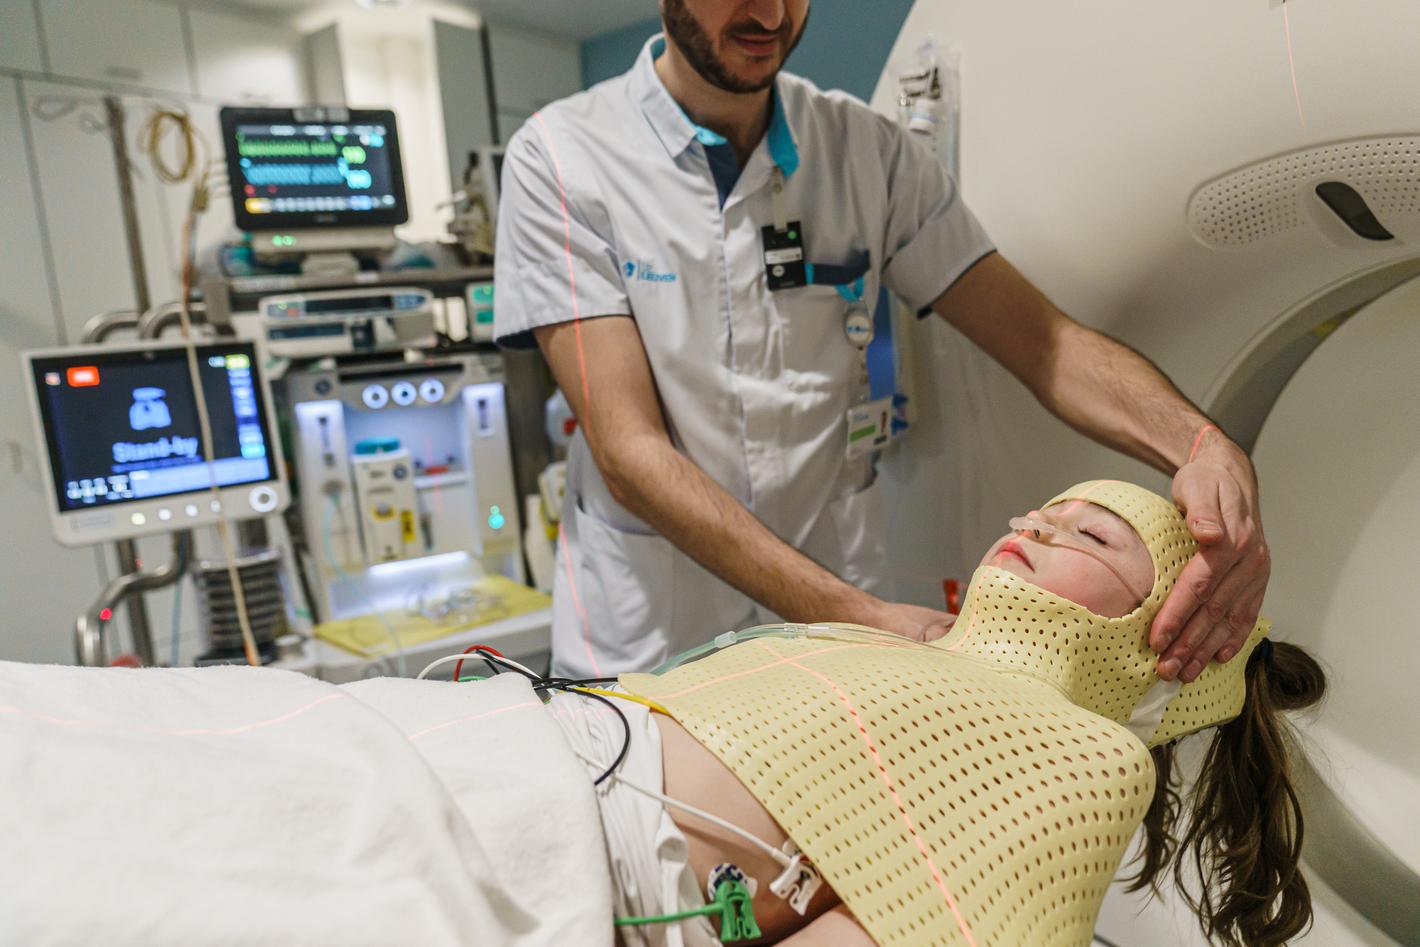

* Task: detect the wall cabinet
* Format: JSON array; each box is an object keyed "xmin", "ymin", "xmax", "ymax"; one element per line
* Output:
[
  {"xmin": 486, "ymin": 22, "xmax": 581, "ymax": 137},
  {"xmin": 189, "ymin": 7, "xmax": 306, "ymax": 105},
  {"xmin": 39, "ymin": 0, "xmax": 193, "ymax": 94},
  {"xmin": 0, "ymin": 0, "xmax": 46, "ymax": 72}
]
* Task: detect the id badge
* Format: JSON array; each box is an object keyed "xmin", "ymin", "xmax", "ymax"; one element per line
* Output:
[
  {"xmin": 846, "ymin": 396, "xmax": 894, "ymax": 458},
  {"xmin": 761, "ymin": 221, "xmax": 806, "ymax": 290}
]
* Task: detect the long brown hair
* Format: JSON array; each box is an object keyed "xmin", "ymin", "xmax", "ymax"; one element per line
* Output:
[{"xmin": 1125, "ymin": 640, "xmax": 1327, "ymax": 946}]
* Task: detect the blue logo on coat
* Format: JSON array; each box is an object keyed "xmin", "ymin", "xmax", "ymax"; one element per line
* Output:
[{"xmin": 622, "ymin": 259, "xmax": 677, "ymax": 284}]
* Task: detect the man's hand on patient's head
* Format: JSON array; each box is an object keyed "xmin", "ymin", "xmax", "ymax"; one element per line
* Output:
[{"xmin": 1152, "ymin": 440, "xmax": 1270, "ymax": 683}]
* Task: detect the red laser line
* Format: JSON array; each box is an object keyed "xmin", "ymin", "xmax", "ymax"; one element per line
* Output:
[
  {"xmin": 652, "ymin": 641, "xmax": 861, "ymax": 699},
  {"xmin": 0, "ymin": 692, "xmax": 345, "ymax": 738},
  {"xmin": 408, "ymin": 700, "xmax": 541, "ymax": 741},
  {"xmin": 1188, "ymin": 423, "xmax": 1220, "ymax": 464},
  {"xmin": 532, "ymin": 110, "xmax": 602, "ymax": 679},
  {"xmin": 1282, "ymin": 0, "xmax": 1306, "ymax": 129},
  {"xmin": 532, "ymin": 111, "xmax": 593, "ymax": 437},
  {"xmin": 761, "ymin": 640, "xmax": 978, "ymax": 946}
]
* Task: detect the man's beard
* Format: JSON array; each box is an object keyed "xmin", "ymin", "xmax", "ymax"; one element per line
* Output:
[{"xmin": 662, "ymin": 0, "xmax": 808, "ymax": 94}]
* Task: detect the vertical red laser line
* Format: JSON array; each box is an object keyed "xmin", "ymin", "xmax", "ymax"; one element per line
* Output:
[
  {"xmin": 532, "ymin": 112, "xmax": 593, "ymax": 435},
  {"xmin": 761, "ymin": 640, "xmax": 978, "ymax": 947},
  {"xmin": 1282, "ymin": 0, "xmax": 1306, "ymax": 129},
  {"xmin": 533, "ymin": 110, "xmax": 599, "ymax": 677}
]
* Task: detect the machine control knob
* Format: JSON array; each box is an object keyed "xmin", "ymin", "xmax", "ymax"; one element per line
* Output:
[
  {"xmin": 249, "ymin": 485, "xmax": 280, "ymax": 514},
  {"xmin": 419, "ymin": 378, "xmax": 445, "ymax": 403},
  {"xmin": 391, "ymin": 381, "xmax": 417, "ymax": 406},
  {"xmin": 361, "ymin": 384, "xmax": 390, "ymax": 409}
]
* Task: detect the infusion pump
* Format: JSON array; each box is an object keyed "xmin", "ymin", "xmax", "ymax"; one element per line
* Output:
[{"xmin": 257, "ymin": 287, "xmax": 436, "ymax": 357}]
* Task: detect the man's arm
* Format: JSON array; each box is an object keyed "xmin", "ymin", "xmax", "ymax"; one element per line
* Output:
[
  {"xmin": 534, "ymin": 316, "xmax": 951, "ymax": 639},
  {"xmin": 931, "ymin": 252, "xmax": 1270, "ymax": 682}
]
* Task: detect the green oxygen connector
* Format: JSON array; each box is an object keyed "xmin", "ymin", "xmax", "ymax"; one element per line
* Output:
[{"xmin": 712, "ymin": 877, "xmax": 761, "ymax": 943}]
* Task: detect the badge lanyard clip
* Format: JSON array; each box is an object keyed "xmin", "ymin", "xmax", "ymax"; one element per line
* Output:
[
  {"xmin": 839, "ymin": 276, "xmax": 872, "ymax": 405},
  {"xmin": 771, "ymin": 166, "xmax": 789, "ymax": 234},
  {"xmin": 841, "ymin": 276, "xmax": 891, "ymax": 460},
  {"xmin": 762, "ymin": 167, "xmax": 806, "ymax": 290}
]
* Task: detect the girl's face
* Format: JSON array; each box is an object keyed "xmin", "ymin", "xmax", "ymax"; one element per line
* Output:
[{"xmin": 979, "ymin": 501, "xmax": 1154, "ymax": 618}]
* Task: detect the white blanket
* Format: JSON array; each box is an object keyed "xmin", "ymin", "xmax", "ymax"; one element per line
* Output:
[{"xmin": 0, "ymin": 661, "xmax": 614, "ymax": 947}]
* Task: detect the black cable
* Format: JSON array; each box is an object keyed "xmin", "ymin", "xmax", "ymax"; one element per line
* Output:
[
  {"xmin": 535, "ymin": 675, "xmax": 620, "ymax": 690},
  {"xmin": 535, "ymin": 682, "xmax": 629, "ymax": 784},
  {"xmin": 475, "ymin": 652, "xmax": 543, "ymax": 683},
  {"xmin": 470, "ymin": 657, "xmax": 632, "ymax": 786},
  {"xmin": 541, "ymin": 683, "xmax": 631, "ymax": 786}
]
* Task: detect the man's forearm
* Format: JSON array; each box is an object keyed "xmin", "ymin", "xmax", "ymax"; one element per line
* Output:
[
  {"xmin": 597, "ymin": 429, "xmax": 878, "ymax": 625},
  {"xmin": 1037, "ymin": 319, "xmax": 1218, "ymax": 474},
  {"xmin": 934, "ymin": 252, "xmax": 1251, "ymax": 477}
]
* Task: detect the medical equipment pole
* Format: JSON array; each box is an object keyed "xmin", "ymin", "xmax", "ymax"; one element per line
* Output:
[
  {"xmin": 81, "ymin": 311, "xmax": 158, "ymax": 663},
  {"xmin": 76, "ymin": 531, "xmax": 192, "ymax": 667},
  {"xmin": 103, "ymin": 96, "xmax": 150, "ymax": 314},
  {"xmin": 137, "ymin": 300, "xmax": 208, "ymax": 340}
]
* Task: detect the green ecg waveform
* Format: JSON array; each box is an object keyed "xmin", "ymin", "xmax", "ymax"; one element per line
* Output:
[{"xmin": 236, "ymin": 136, "xmax": 339, "ymax": 158}]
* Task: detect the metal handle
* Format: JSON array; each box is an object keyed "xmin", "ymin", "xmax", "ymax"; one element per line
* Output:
[{"xmin": 75, "ymin": 531, "xmax": 192, "ymax": 667}]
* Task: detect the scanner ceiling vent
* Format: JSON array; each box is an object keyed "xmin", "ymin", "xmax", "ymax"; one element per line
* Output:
[{"xmin": 1188, "ymin": 135, "xmax": 1420, "ymax": 247}]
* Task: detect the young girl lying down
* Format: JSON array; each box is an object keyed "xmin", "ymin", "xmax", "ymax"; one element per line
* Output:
[
  {"xmin": 566, "ymin": 479, "xmax": 1325, "ymax": 947},
  {"xmin": 0, "ymin": 481, "xmax": 1324, "ymax": 947}
]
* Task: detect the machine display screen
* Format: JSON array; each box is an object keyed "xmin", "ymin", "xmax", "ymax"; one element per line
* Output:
[
  {"xmin": 220, "ymin": 107, "xmax": 409, "ymax": 231},
  {"xmin": 30, "ymin": 344, "xmax": 276, "ymax": 512}
]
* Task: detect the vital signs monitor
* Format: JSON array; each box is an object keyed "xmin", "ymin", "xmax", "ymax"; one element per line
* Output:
[
  {"xmin": 219, "ymin": 106, "xmax": 409, "ymax": 232},
  {"xmin": 25, "ymin": 340, "xmax": 290, "ymax": 546}
]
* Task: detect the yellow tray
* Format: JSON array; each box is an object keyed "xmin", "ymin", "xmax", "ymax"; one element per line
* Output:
[{"xmin": 314, "ymin": 574, "xmax": 550, "ymax": 658}]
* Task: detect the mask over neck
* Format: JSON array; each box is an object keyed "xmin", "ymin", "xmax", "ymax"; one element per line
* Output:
[
  {"xmin": 621, "ymin": 480, "xmax": 1268, "ymax": 946},
  {"xmin": 937, "ymin": 479, "xmax": 1268, "ymax": 747}
]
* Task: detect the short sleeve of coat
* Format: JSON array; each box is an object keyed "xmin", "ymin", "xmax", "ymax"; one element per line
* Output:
[
  {"xmin": 875, "ymin": 119, "xmax": 995, "ymax": 314},
  {"xmin": 493, "ymin": 120, "xmax": 630, "ymax": 349}
]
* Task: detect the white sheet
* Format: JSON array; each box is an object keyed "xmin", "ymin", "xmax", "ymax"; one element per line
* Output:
[{"xmin": 0, "ymin": 661, "xmax": 613, "ymax": 946}]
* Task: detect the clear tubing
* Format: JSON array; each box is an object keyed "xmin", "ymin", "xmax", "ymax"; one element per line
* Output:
[
  {"xmin": 1006, "ymin": 515, "xmax": 1150, "ymax": 601},
  {"xmin": 650, "ymin": 622, "xmax": 955, "ymax": 677},
  {"xmin": 650, "ymin": 624, "xmax": 809, "ymax": 675}
]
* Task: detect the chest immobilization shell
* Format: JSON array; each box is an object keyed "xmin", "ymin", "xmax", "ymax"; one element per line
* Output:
[{"xmin": 621, "ymin": 481, "xmax": 1266, "ymax": 946}]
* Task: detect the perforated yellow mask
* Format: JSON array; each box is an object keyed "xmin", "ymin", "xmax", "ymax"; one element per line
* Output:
[
  {"xmin": 621, "ymin": 481, "xmax": 1267, "ymax": 946},
  {"xmin": 942, "ymin": 479, "xmax": 1269, "ymax": 748}
]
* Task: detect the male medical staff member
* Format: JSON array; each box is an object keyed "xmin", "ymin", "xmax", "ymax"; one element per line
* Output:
[{"xmin": 494, "ymin": 0, "xmax": 1269, "ymax": 682}]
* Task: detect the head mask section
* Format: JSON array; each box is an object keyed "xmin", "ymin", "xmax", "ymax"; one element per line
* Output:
[{"xmin": 938, "ymin": 480, "xmax": 1266, "ymax": 747}]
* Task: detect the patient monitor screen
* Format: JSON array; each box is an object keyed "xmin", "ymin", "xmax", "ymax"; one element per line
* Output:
[
  {"xmin": 30, "ymin": 344, "xmax": 276, "ymax": 512},
  {"xmin": 221, "ymin": 107, "xmax": 408, "ymax": 230}
]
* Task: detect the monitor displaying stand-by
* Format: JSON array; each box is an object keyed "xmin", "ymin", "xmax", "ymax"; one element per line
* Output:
[
  {"xmin": 220, "ymin": 106, "xmax": 409, "ymax": 272},
  {"xmin": 25, "ymin": 340, "xmax": 290, "ymax": 547}
]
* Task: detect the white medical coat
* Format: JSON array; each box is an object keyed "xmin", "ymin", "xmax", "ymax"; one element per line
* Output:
[{"xmin": 495, "ymin": 36, "xmax": 994, "ymax": 678}]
